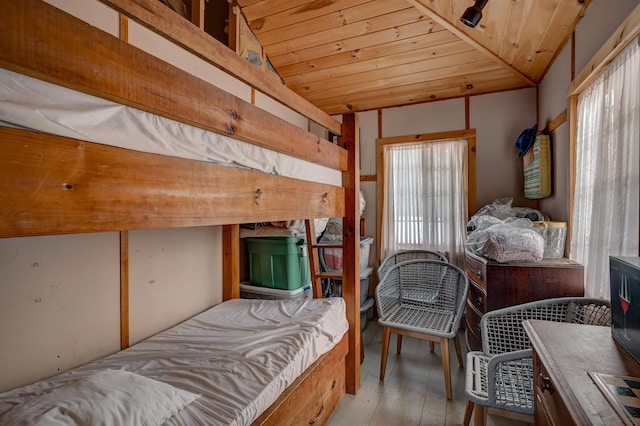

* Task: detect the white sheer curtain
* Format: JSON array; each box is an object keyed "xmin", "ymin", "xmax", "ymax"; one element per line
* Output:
[
  {"xmin": 381, "ymin": 139, "xmax": 468, "ymax": 267},
  {"xmin": 570, "ymin": 40, "xmax": 640, "ymax": 299}
]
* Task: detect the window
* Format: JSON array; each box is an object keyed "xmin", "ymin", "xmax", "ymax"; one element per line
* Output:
[
  {"xmin": 569, "ymin": 39, "xmax": 640, "ymax": 298},
  {"xmin": 377, "ymin": 130, "xmax": 475, "ymax": 267}
]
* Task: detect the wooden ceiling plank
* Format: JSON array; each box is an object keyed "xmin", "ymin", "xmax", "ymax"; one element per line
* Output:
[
  {"xmin": 497, "ymin": 0, "xmax": 533, "ymax": 68},
  {"xmin": 263, "ymin": 7, "xmax": 424, "ymax": 57},
  {"xmin": 236, "ymin": 0, "xmax": 263, "ymax": 7},
  {"xmin": 315, "ymin": 72, "xmax": 528, "ymax": 114},
  {"xmin": 247, "ymin": 0, "xmax": 378, "ymax": 35},
  {"xmin": 318, "ymin": 65, "xmax": 517, "ymax": 103},
  {"xmin": 277, "ymin": 31, "xmax": 456, "ymax": 78},
  {"xmin": 255, "ymin": 1, "xmax": 406, "ymax": 46},
  {"xmin": 303, "ymin": 65, "xmax": 506, "ymax": 107},
  {"xmin": 321, "ymin": 73, "xmax": 525, "ymax": 107},
  {"xmin": 297, "ymin": 55, "xmax": 501, "ymax": 100},
  {"xmin": 405, "ymin": 0, "xmax": 536, "ymax": 86},
  {"xmin": 507, "ymin": 0, "xmax": 557, "ymax": 81},
  {"xmin": 240, "ymin": 0, "xmax": 318, "ymax": 22},
  {"xmin": 525, "ymin": 0, "xmax": 590, "ymax": 81},
  {"xmin": 270, "ymin": 19, "xmax": 444, "ymax": 68},
  {"xmin": 475, "ymin": 0, "xmax": 513, "ymax": 55},
  {"xmin": 283, "ymin": 40, "xmax": 475, "ymax": 87}
]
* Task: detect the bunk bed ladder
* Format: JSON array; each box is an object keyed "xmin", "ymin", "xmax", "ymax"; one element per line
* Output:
[
  {"xmin": 305, "ymin": 218, "xmax": 366, "ymax": 363},
  {"xmin": 304, "ymin": 219, "xmax": 344, "ymax": 300}
]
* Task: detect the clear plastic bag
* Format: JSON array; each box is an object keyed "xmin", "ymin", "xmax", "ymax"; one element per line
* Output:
[{"xmin": 466, "ymin": 199, "xmax": 545, "ymax": 262}]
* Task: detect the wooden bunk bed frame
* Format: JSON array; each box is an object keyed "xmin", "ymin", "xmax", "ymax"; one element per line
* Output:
[{"xmin": 0, "ymin": 0, "xmax": 362, "ymax": 423}]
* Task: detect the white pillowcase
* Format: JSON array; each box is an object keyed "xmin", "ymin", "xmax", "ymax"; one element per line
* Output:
[{"xmin": 0, "ymin": 369, "xmax": 200, "ymax": 426}]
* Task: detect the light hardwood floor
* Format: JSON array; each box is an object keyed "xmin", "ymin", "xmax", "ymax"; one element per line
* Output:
[{"xmin": 329, "ymin": 319, "xmax": 532, "ymax": 426}]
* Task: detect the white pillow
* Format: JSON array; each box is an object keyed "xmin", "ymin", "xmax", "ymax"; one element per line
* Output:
[{"xmin": 0, "ymin": 369, "xmax": 200, "ymax": 426}]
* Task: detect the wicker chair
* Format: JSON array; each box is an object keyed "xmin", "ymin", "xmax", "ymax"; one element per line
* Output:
[
  {"xmin": 463, "ymin": 297, "xmax": 611, "ymax": 426},
  {"xmin": 377, "ymin": 249, "xmax": 448, "ymax": 281},
  {"xmin": 375, "ymin": 259, "xmax": 469, "ymax": 399}
]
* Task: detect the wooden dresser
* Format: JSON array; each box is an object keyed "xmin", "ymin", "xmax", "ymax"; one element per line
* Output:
[
  {"xmin": 525, "ymin": 320, "xmax": 640, "ymax": 425},
  {"xmin": 465, "ymin": 250, "xmax": 584, "ymax": 351}
]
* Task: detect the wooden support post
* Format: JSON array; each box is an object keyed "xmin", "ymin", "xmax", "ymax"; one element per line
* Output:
[
  {"xmin": 191, "ymin": 0, "xmax": 204, "ymax": 30},
  {"xmin": 120, "ymin": 230, "xmax": 129, "ymax": 350},
  {"xmin": 341, "ymin": 113, "xmax": 361, "ymax": 394},
  {"xmin": 223, "ymin": 224, "xmax": 240, "ymax": 300}
]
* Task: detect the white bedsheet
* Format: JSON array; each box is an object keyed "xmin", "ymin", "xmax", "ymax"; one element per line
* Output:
[
  {"xmin": 0, "ymin": 298, "xmax": 348, "ymax": 426},
  {"xmin": 0, "ymin": 68, "xmax": 342, "ymax": 186}
]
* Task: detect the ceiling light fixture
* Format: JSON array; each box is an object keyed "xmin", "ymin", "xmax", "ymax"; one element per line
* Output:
[{"xmin": 461, "ymin": 0, "xmax": 489, "ymax": 28}]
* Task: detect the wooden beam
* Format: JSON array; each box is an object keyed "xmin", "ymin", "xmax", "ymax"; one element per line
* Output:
[
  {"xmin": 223, "ymin": 225, "xmax": 240, "ymax": 301},
  {"xmin": 405, "ymin": 0, "xmax": 537, "ymax": 87},
  {"xmin": 360, "ymin": 175, "xmax": 376, "ymax": 182},
  {"xmin": 98, "ymin": 0, "xmax": 341, "ymax": 135},
  {"xmin": 467, "ymin": 134, "xmax": 477, "ymax": 217},
  {"xmin": 0, "ymin": 0, "xmax": 346, "ymax": 172},
  {"xmin": 376, "ymin": 109, "xmax": 383, "ymax": 264},
  {"xmin": 119, "ymin": 14, "xmax": 128, "ymax": 41},
  {"xmin": 229, "ymin": 4, "xmax": 240, "ymax": 53},
  {"xmin": 545, "ymin": 109, "xmax": 567, "ymax": 134},
  {"xmin": 341, "ymin": 113, "xmax": 361, "ymax": 395},
  {"xmin": 0, "ymin": 127, "xmax": 344, "ymax": 238},
  {"xmin": 120, "ymin": 231, "xmax": 130, "ymax": 350},
  {"xmin": 567, "ymin": 95, "xmax": 579, "ymax": 257},
  {"xmin": 191, "ymin": 0, "xmax": 204, "ymax": 30},
  {"xmin": 377, "ymin": 129, "xmax": 477, "ymax": 146},
  {"xmin": 465, "ymin": 96, "xmax": 470, "ymax": 130},
  {"xmin": 568, "ymin": 3, "xmax": 640, "ymax": 96}
]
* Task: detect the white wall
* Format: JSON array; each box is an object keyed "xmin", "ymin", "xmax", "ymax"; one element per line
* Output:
[
  {"xmin": 381, "ymin": 98, "xmax": 466, "ymax": 137},
  {"xmin": 129, "ymin": 227, "xmax": 222, "ymax": 344},
  {"xmin": 470, "ymin": 88, "xmax": 538, "ymax": 209},
  {"xmin": 0, "ymin": 233, "xmax": 121, "ymax": 392}
]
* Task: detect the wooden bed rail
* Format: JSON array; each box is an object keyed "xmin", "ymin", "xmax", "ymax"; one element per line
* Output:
[
  {"xmin": 0, "ymin": 127, "xmax": 344, "ymax": 238},
  {"xmin": 98, "ymin": 0, "xmax": 342, "ymax": 137},
  {"xmin": 0, "ymin": 0, "xmax": 347, "ymax": 172}
]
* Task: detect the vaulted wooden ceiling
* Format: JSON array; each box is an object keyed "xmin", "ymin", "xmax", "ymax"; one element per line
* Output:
[{"xmin": 235, "ymin": 0, "xmax": 590, "ymax": 115}]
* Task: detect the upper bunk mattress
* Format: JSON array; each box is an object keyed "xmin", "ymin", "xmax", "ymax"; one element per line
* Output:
[
  {"xmin": 0, "ymin": 68, "xmax": 342, "ymax": 187},
  {"xmin": 0, "ymin": 298, "xmax": 348, "ymax": 425}
]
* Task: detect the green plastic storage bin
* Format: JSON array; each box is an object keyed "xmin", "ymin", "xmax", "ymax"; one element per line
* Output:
[{"xmin": 246, "ymin": 237, "xmax": 311, "ymax": 290}]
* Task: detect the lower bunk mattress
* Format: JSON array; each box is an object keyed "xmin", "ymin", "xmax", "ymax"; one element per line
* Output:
[{"xmin": 0, "ymin": 298, "xmax": 348, "ymax": 425}]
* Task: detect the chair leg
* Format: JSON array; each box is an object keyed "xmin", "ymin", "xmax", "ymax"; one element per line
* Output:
[
  {"xmin": 429, "ymin": 341, "xmax": 435, "ymax": 352},
  {"xmin": 360, "ymin": 327, "xmax": 365, "ymax": 364},
  {"xmin": 454, "ymin": 333, "xmax": 463, "ymax": 367},
  {"xmin": 473, "ymin": 404, "xmax": 487, "ymax": 426},
  {"xmin": 396, "ymin": 334, "xmax": 403, "ymax": 354},
  {"xmin": 380, "ymin": 326, "xmax": 391, "ymax": 380},
  {"xmin": 441, "ymin": 337, "xmax": 452, "ymax": 399},
  {"xmin": 463, "ymin": 400, "xmax": 474, "ymax": 426}
]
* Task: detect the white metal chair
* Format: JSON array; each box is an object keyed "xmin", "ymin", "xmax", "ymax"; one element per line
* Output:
[
  {"xmin": 376, "ymin": 259, "xmax": 469, "ymax": 399},
  {"xmin": 463, "ymin": 297, "xmax": 611, "ymax": 426},
  {"xmin": 377, "ymin": 249, "xmax": 448, "ymax": 281}
]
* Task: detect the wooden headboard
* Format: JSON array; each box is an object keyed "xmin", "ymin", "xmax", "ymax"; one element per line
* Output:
[{"xmin": 0, "ymin": 0, "xmax": 362, "ymax": 394}]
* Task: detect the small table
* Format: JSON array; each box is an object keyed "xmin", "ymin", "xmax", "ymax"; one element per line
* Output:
[{"xmin": 524, "ymin": 320, "xmax": 640, "ymax": 425}]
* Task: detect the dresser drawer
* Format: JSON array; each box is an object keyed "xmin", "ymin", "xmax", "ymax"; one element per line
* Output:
[
  {"xmin": 466, "ymin": 301, "xmax": 482, "ymax": 347},
  {"xmin": 468, "ymin": 281, "xmax": 487, "ymax": 314},
  {"xmin": 465, "ymin": 253, "xmax": 487, "ymax": 289},
  {"xmin": 533, "ymin": 350, "xmax": 575, "ymax": 426}
]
